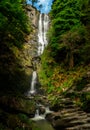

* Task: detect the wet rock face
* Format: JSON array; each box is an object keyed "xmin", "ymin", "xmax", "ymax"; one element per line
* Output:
[
  {"xmin": 24, "ymin": 5, "xmax": 40, "ymax": 70},
  {"xmin": 19, "ymin": 5, "xmax": 40, "ymax": 84},
  {"xmin": 26, "ymin": 5, "xmax": 39, "ymax": 28},
  {"xmin": 39, "ymin": 106, "xmax": 46, "ymax": 114}
]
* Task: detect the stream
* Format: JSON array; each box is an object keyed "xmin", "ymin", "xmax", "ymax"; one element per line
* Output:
[{"xmin": 27, "ymin": 13, "xmax": 54, "ymax": 130}]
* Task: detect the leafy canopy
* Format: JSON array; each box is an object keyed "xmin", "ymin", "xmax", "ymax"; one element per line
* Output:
[
  {"xmin": 48, "ymin": 0, "xmax": 90, "ymax": 67},
  {"xmin": 0, "ymin": 0, "xmax": 31, "ymax": 48}
]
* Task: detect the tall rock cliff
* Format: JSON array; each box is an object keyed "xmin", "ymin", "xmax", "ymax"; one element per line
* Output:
[
  {"xmin": 26, "ymin": 5, "xmax": 39, "ymax": 27},
  {"xmin": 20, "ymin": 5, "xmax": 39, "ymax": 70},
  {"xmin": 0, "ymin": 4, "xmax": 40, "ymax": 130},
  {"xmin": 0, "ymin": 4, "xmax": 39, "ymax": 95},
  {"xmin": 16, "ymin": 5, "xmax": 40, "ymax": 92}
]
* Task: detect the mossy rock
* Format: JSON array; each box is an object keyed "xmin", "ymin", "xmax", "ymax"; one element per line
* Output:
[{"xmin": 0, "ymin": 96, "xmax": 36, "ymax": 116}]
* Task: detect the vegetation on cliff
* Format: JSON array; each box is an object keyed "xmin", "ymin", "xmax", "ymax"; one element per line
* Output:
[
  {"xmin": 0, "ymin": 0, "xmax": 32, "ymax": 95},
  {"xmin": 0, "ymin": 1, "xmax": 36, "ymax": 129},
  {"xmin": 38, "ymin": 0, "xmax": 90, "ymax": 111},
  {"xmin": 0, "ymin": 0, "xmax": 90, "ymax": 129}
]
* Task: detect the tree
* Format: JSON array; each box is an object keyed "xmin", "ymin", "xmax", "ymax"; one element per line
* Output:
[
  {"xmin": 0, "ymin": 0, "xmax": 31, "ymax": 48},
  {"xmin": 47, "ymin": 0, "xmax": 90, "ymax": 69}
]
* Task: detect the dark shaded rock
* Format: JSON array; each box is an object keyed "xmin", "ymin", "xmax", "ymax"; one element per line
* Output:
[
  {"xmin": 45, "ymin": 113, "xmax": 54, "ymax": 122},
  {"xmin": 39, "ymin": 106, "xmax": 46, "ymax": 114},
  {"xmin": 50, "ymin": 104, "xmax": 61, "ymax": 112},
  {"xmin": 0, "ymin": 96, "xmax": 36, "ymax": 117}
]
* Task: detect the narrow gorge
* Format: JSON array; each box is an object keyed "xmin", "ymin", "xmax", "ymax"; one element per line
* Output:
[{"xmin": 0, "ymin": 0, "xmax": 90, "ymax": 130}]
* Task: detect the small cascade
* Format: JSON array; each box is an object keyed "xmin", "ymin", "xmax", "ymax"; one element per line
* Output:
[
  {"xmin": 37, "ymin": 103, "xmax": 53, "ymax": 114},
  {"xmin": 31, "ymin": 106, "xmax": 53, "ymax": 121},
  {"xmin": 31, "ymin": 109, "xmax": 45, "ymax": 121},
  {"xmin": 28, "ymin": 71, "xmax": 37, "ymax": 95},
  {"xmin": 35, "ymin": 109, "xmax": 39, "ymax": 118},
  {"xmin": 45, "ymin": 106, "xmax": 53, "ymax": 114},
  {"xmin": 38, "ymin": 13, "xmax": 49, "ymax": 55}
]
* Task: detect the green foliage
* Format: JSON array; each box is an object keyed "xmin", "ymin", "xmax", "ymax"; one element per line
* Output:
[
  {"xmin": 0, "ymin": 0, "xmax": 32, "ymax": 95},
  {"xmin": 75, "ymin": 77, "xmax": 88, "ymax": 91},
  {"xmin": 47, "ymin": 0, "xmax": 90, "ymax": 68},
  {"xmin": 0, "ymin": 0, "xmax": 31, "ymax": 48},
  {"xmin": 0, "ymin": 123, "xmax": 6, "ymax": 130},
  {"xmin": 18, "ymin": 114, "xmax": 30, "ymax": 124},
  {"xmin": 73, "ymin": 92, "xmax": 90, "ymax": 112},
  {"xmin": 38, "ymin": 0, "xmax": 90, "ymax": 112}
]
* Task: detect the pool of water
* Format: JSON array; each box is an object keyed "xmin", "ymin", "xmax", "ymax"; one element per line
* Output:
[{"xmin": 32, "ymin": 120, "xmax": 54, "ymax": 130}]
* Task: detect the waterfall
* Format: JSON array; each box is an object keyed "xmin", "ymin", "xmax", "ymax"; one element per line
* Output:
[
  {"xmin": 45, "ymin": 106, "xmax": 52, "ymax": 114},
  {"xmin": 29, "ymin": 71, "xmax": 37, "ymax": 94},
  {"xmin": 38, "ymin": 14, "xmax": 49, "ymax": 55},
  {"xmin": 31, "ymin": 109, "xmax": 45, "ymax": 121},
  {"xmin": 27, "ymin": 13, "xmax": 49, "ymax": 97},
  {"xmin": 35, "ymin": 109, "xmax": 40, "ymax": 118},
  {"xmin": 26, "ymin": 14, "xmax": 54, "ymax": 130}
]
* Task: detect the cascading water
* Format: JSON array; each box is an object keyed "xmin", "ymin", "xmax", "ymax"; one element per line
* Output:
[
  {"xmin": 27, "ymin": 13, "xmax": 49, "ymax": 96},
  {"xmin": 29, "ymin": 13, "xmax": 52, "ymax": 121},
  {"xmin": 38, "ymin": 14, "xmax": 49, "ymax": 55},
  {"xmin": 43, "ymin": 14, "xmax": 49, "ymax": 45},
  {"xmin": 31, "ymin": 104, "xmax": 53, "ymax": 121},
  {"xmin": 27, "ymin": 13, "xmax": 53, "ymax": 128},
  {"xmin": 29, "ymin": 71, "xmax": 37, "ymax": 95},
  {"xmin": 45, "ymin": 106, "xmax": 52, "ymax": 114},
  {"xmin": 32, "ymin": 109, "xmax": 45, "ymax": 121}
]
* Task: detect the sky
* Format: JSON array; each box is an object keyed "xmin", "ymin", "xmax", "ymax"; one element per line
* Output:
[{"xmin": 27, "ymin": 0, "xmax": 54, "ymax": 14}]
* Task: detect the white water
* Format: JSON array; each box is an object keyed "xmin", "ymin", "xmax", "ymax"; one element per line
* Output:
[
  {"xmin": 31, "ymin": 109, "xmax": 45, "ymax": 121},
  {"xmin": 29, "ymin": 71, "xmax": 37, "ymax": 94},
  {"xmin": 38, "ymin": 14, "xmax": 49, "ymax": 55},
  {"xmin": 31, "ymin": 105, "xmax": 53, "ymax": 121},
  {"xmin": 27, "ymin": 14, "xmax": 49, "ymax": 96},
  {"xmin": 27, "ymin": 13, "xmax": 52, "ymax": 122},
  {"xmin": 28, "ymin": 14, "xmax": 49, "ymax": 95},
  {"xmin": 45, "ymin": 106, "xmax": 53, "ymax": 114}
]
